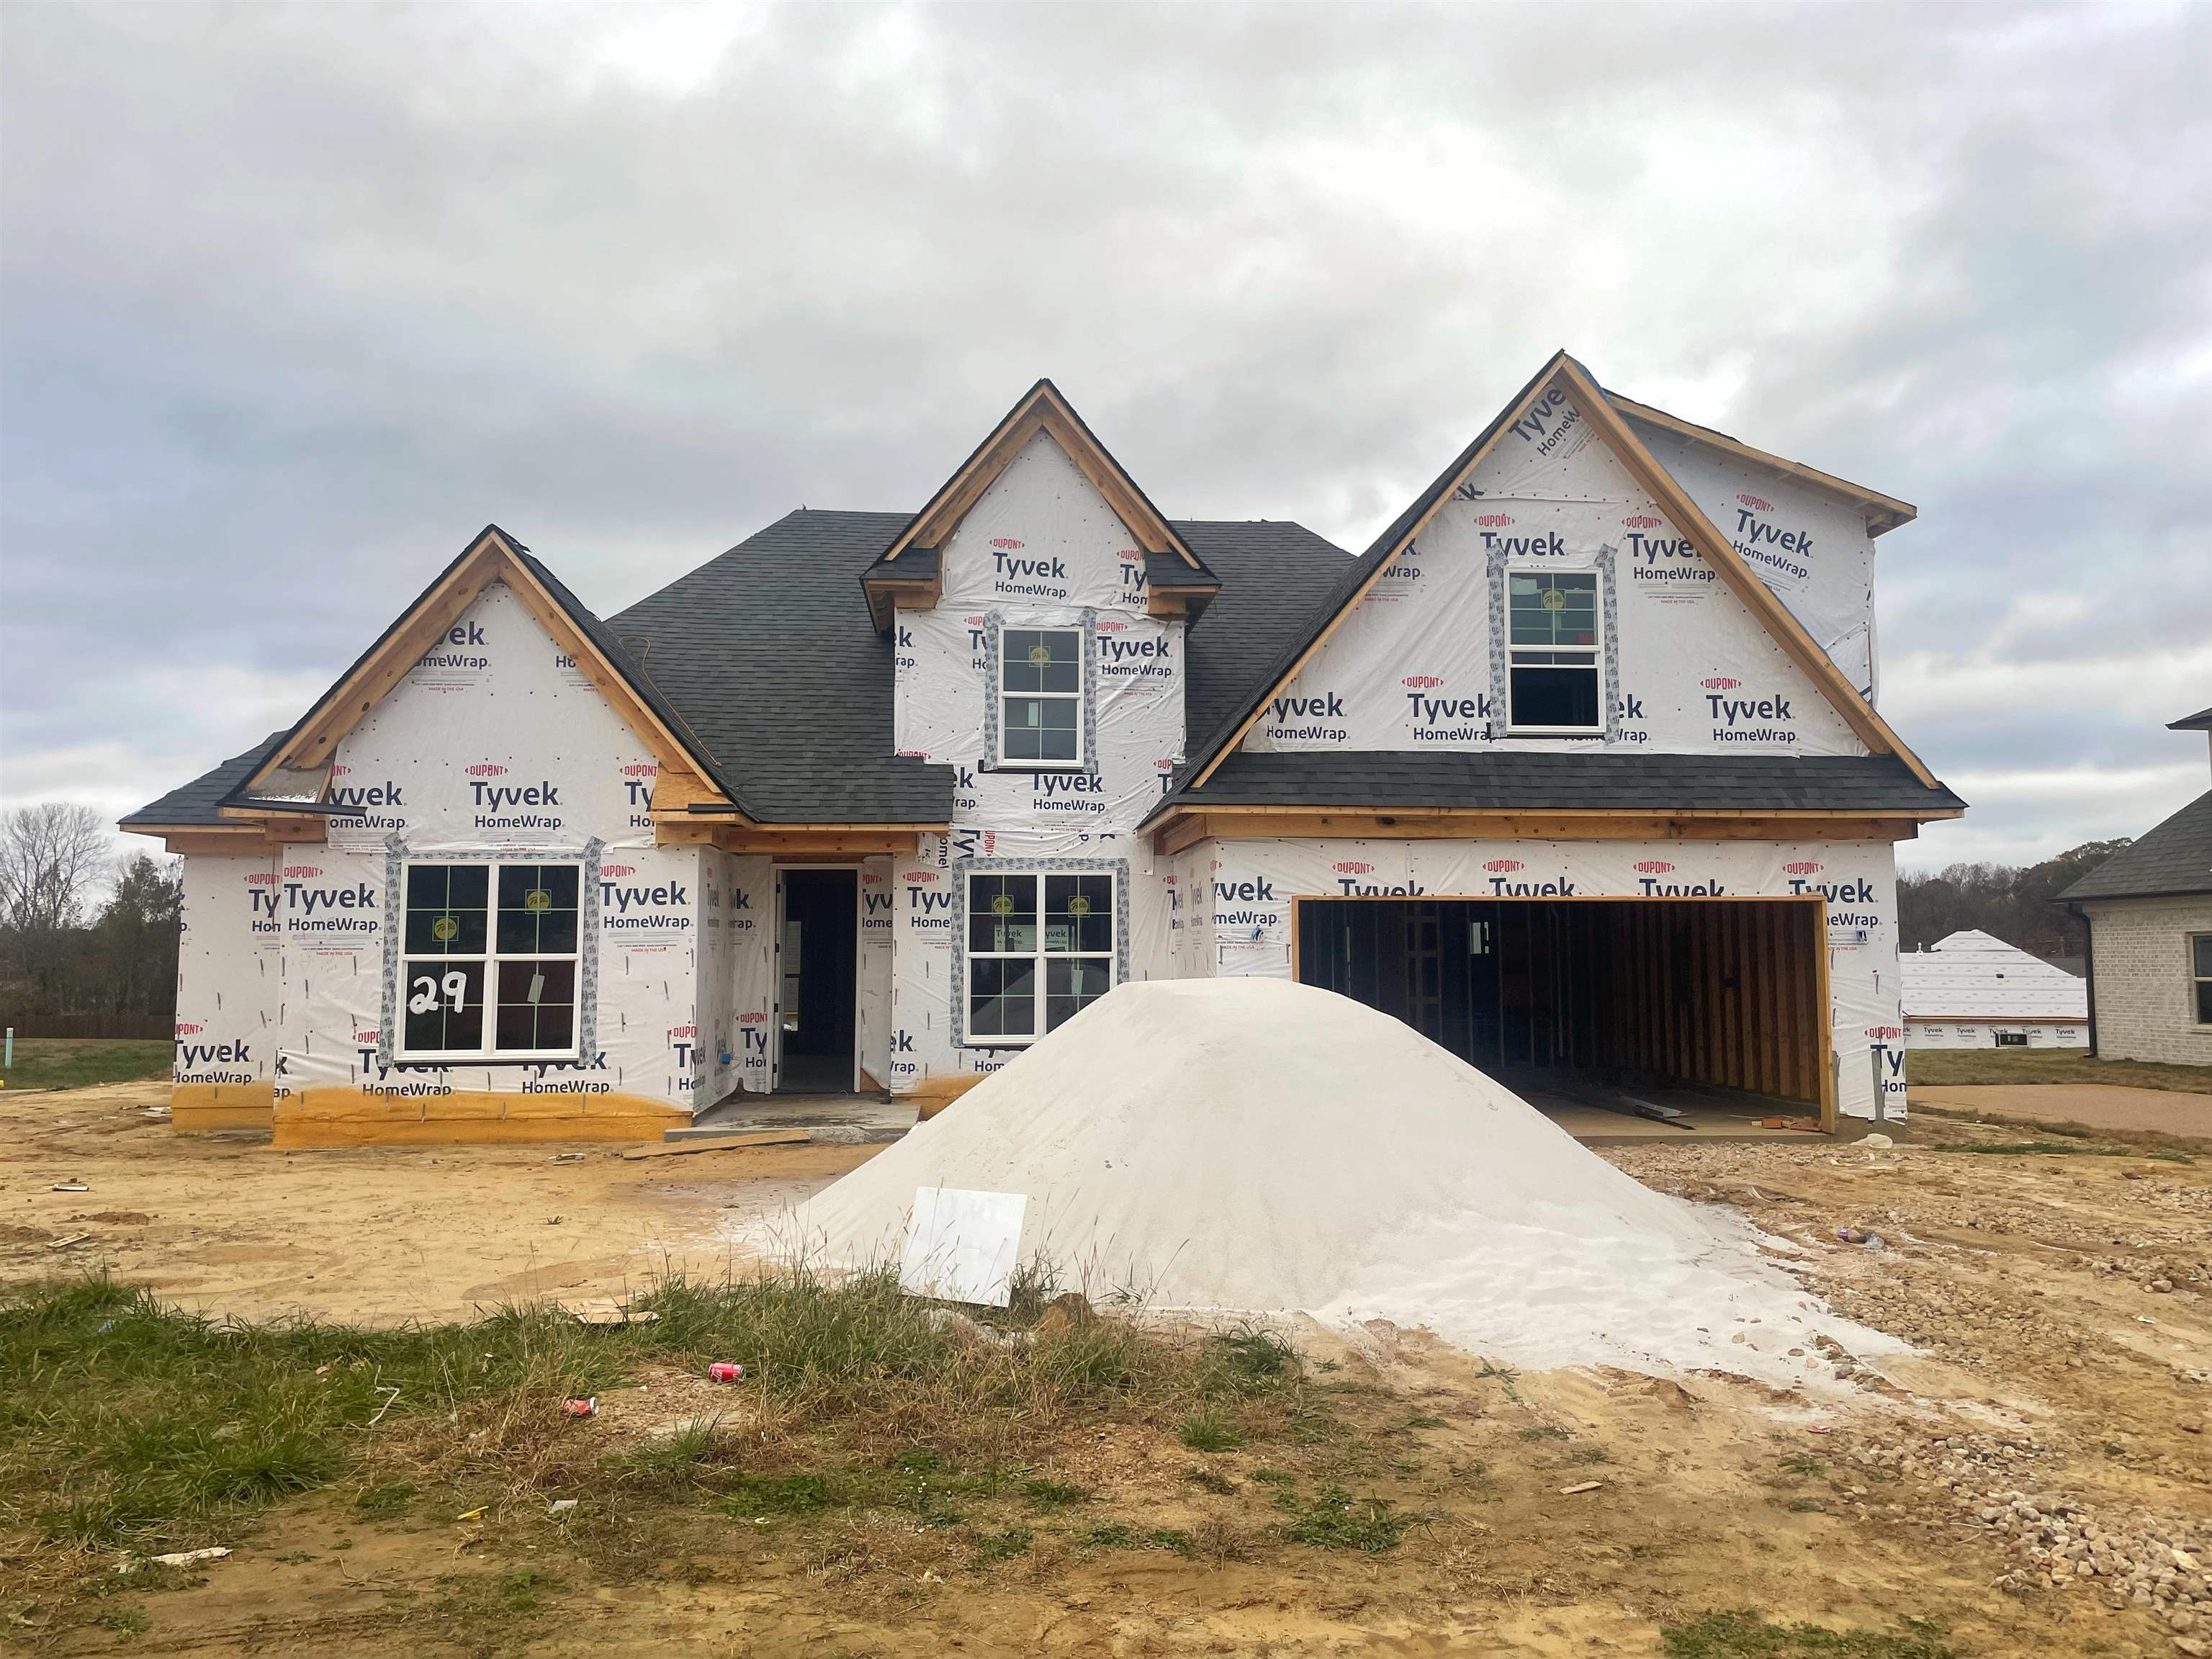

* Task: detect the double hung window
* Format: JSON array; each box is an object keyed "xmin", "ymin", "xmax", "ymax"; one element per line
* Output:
[
  {"xmin": 1506, "ymin": 570, "xmax": 1602, "ymax": 732},
  {"xmin": 2193, "ymin": 935, "xmax": 2212, "ymax": 1026},
  {"xmin": 398, "ymin": 861, "xmax": 583, "ymax": 1061},
  {"xmin": 999, "ymin": 628, "xmax": 1083, "ymax": 765},
  {"xmin": 965, "ymin": 871, "xmax": 1115, "ymax": 1043}
]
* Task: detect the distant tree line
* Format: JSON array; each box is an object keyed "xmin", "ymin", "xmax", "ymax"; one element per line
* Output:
[
  {"xmin": 1895, "ymin": 840, "xmax": 2126, "ymax": 961},
  {"xmin": 0, "ymin": 804, "xmax": 181, "ymax": 1017}
]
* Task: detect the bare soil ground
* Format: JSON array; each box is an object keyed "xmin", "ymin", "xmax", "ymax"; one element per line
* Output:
[{"xmin": 3, "ymin": 1083, "xmax": 2208, "ymax": 1658}]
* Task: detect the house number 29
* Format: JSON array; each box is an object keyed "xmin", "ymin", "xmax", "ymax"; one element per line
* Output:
[{"xmin": 409, "ymin": 971, "xmax": 470, "ymax": 1014}]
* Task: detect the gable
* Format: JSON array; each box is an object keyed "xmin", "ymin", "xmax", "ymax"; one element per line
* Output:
[
  {"xmin": 234, "ymin": 526, "xmax": 739, "ymax": 822},
  {"xmin": 321, "ymin": 583, "xmax": 662, "ymax": 853},
  {"xmin": 1183, "ymin": 352, "xmax": 1941, "ymax": 793},
  {"xmin": 863, "ymin": 380, "xmax": 1217, "ymax": 629},
  {"xmin": 893, "ymin": 428, "xmax": 1187, "ymax": 834},
  {"xmin": 1241, "ymin": 382, "xmax": 1864, "ymax": 758}
]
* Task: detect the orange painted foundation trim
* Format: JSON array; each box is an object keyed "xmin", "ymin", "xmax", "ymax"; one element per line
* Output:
[
  {"xmin": 271, "ymin": 1087, "xmax": 688, "ymax": 1148},
  {"xmin": 171, "ymin": 1082, "xmax": 277, "ymax": 1133},
  {"xmin": 909, "ymin": 1073, "xmax": 991, "ymax": 1122}
]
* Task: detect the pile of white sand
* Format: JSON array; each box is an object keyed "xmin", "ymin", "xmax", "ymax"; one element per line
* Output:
[{"xmin": 760, "ymin": 979, "xmax": 1901, "ymax": 1386}]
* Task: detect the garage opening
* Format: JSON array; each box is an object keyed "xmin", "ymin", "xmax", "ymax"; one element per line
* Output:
[{"xmin": 1295, "ymin": 898, "xmax": 1832, "ymax": 1133}]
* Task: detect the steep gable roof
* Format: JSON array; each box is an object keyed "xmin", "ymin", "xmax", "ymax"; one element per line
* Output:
[
  {"xmin": 223, "ymin": 524, "xmax": 748, "ymax": 820},
  {"xmin": 1166, "ymin": 351, "xmax": 1946, "ymax": 808},
  {"xmin": 863, "ymin": 379, "xmax": 1219, "ymax": 629}
]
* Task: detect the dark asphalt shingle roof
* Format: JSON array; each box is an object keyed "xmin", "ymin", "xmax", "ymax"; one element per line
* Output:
[
  {"xmin": 2061, "ymin": 789, "xmax": 2212, "ymax": 901},
  {"xmin": 2169, "ymin": 706, "xmax": 2212, "ymax": 732},
  {"xmin": 1164, "ymin": 751, "xmax": 1967, "ymax": 815},
  {"xmin": 120, "ymin": 732, "xmax": 287, "ymax": 828},
  {"xmin": 605, "ymin": 510, "xmax": 1354, "ymax": 822},
  {"xmin": 610, "ymin": 511, "xmax": 950, "ymax": 824}
]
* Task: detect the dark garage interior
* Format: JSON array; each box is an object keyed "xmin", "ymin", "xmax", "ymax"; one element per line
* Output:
[{"xmin": 1295, "ymin": 896, "xmax": 1833, "ymax": 1131}]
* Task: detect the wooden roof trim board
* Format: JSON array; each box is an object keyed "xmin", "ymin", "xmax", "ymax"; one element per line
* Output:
[
  {"xmin": 1188, "ymin": 351, "xmax": 1580, "ymax": 788},
  {"xmin": 1190, "ymin": 351, "xmax": 1940, "ymax": 793},
  {"xmin": 877, "ymin": 379, "xmax": 1200, "ymax": 568},
  {"xmin": 1552, "ymin": 357, "xmax": 1942, "ymax": 790},
  {"xmin": 1602, "ymin": 390, "xmax": 1919, "ymax": 536},
  {"xmin": 238, "ymin": 526, "xmax": 750, "ymax": 822}
]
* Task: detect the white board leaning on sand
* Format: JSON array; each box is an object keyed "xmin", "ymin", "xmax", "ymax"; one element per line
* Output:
[{"xmin": 899, "ymin": 1187, "xmax": 1028, "ymax": 1308}]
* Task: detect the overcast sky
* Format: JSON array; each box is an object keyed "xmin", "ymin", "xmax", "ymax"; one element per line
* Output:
[{"xmin": 4, "ymin": 1, "xmax": 2207, "ymax": 873}]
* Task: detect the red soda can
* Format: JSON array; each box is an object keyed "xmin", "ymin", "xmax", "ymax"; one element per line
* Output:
[
  {"xmin": 708, "ymin": 1362, "xmax": 744, "ymax": 1383},
  {"xmin": 560, "ymin": 1396, "xmax": 598, "ymax": 1417}
]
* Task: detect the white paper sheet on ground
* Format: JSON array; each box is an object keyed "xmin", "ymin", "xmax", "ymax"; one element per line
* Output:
[{"xmin": 899, "ymin": 1187, "xmax": 1028, "ymax": 1307}]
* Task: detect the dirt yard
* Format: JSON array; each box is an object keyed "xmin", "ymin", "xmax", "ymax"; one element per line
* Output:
[{"xmin": 3, "ymin": 1084, "xmax": 2208, "ymax": 1658}]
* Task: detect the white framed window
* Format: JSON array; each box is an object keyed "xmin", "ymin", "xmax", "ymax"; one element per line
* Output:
[
  {"xmin": 1506, "ymin": 569, "xmax": 1603, "ymax": 733},
  {"xmin": 999, "ymin": 626, "xmax": 1084, "ymax": 766},
  {"xmin": 965, "ymin": 870, "xmax": 1115, "ymax": 1044},
  {"xmin": 2192, "ymin": 935, "xmax": 2212, "ymax": 1026},
  {"xmin": 397, "ymin": 860, "xmax": 583, "ymax": 1062}
]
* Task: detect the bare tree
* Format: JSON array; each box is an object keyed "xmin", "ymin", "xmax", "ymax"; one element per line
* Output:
[
  {"xmin": 0, "ymin": 804, "xmax": 115, "ymax": 1008},
  {"xmin": 0, "ymin": 804, "xmax": 112, "ymax": 932}
]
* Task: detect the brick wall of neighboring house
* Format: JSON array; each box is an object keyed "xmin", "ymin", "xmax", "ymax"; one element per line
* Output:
[{"xmin": 2082, "ymin": 896, "xmax": 2212, "ymax": 1066}]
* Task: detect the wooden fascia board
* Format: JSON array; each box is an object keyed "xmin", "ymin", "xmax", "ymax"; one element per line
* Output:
[
  {"xmin": 495, "ymin": 555, "xmax": 741, "ymax": 813},
  {"xmin": 1553, "ymin": 359, "xmax": 1943, "ymax": 791},
  {"xmin": 1031, "ymin": 392, "xmax": 1195, "ymax": 565},
  {"xmin": 879, "ymin": 383, "xmax": 1199, "ymax": 570},
  {"xmin": 1154, "ymin": 807, "xmax": 1936, "ymax": 845},
  {"xmin": 1190, "ymin": 353, "xmax": 1578, "ymax": 788},
  {"xmin": 1604, "ymin": 392, "xmax": 1918, "ymax": 534},
  {"xmin": 245, "ymin": 529, "xmax": 745, "ymax": 819},
  {"xmin": 1173, "ymin": 802, "xmax": 1955, "ymax": 822},
  {"xmin": 248, "ymin": 539, "xmax": 505, "ymax": 786},
  {"xmin": 881, "ymin": 410, "xmax": 1049, "ymax": 563}
]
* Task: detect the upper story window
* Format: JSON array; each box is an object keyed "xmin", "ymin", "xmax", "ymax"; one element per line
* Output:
[
  {"xmin": 999, "ymin": 627, "xmax": 1084, "ymax": 766},
  {"xmin": 398, "ymin": 860, "xmax": 582, "ymax": 1062},
  {"xmin": 1506, "ymin": 570, "xmax": 1602, "ymax": 734}
]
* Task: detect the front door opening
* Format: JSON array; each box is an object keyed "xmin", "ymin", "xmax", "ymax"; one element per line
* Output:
[
  {"xmin": 1296, "ymin": 897, "xmax": 1830, "ymax": 1130},
  {"xmin": 777, "ymin": 869, "xmax": 858, "ymax": 1094}
]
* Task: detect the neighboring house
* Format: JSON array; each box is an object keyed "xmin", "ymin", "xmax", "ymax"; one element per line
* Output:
[
  {"xmin": 1900, "ymin": 929, "xmax": 2087, "ymax": 1049},
  {"xmin": 124, "ymin": 352, "xmax": 1964, "ymax": 1146},
  {"xmin": 2061, "ymin": 707, "xmax": 2212, "ymax": 1066}
]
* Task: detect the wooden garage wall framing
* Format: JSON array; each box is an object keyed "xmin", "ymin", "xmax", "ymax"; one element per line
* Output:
[{"xmin": 1288, "ymin": 894, "xmax": 1836, "ymax": 1129}]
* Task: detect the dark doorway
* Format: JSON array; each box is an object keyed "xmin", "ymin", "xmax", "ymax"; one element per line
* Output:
[
  {"xmin": 778, "ymin": 869, "xmax": 858, "ymax": 1093},
  {"xmin": 1296, "ymin": 897, "xmax": 1828, "ymax": 1115}
]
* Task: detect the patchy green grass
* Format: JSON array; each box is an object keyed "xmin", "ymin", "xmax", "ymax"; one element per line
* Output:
[
  {"xmin": 973, "ymin": 1524, "xmax": 1033, "ymax": 1565},
  {"xmin": 1180, "ymin": 1407, "xmax": 1245, "ymax": 1452},
  {"xmin": 0, "ymin": 1038, "xmax": 173, "ymax": 1093},
  {"xmin": 1954, "ymin": 1140, "xmax": 2190, "ymax": 1161},
  {"xmin": 1905, "ymin": 1047, "xmax": 2211, "ymax": 1093},
  {"xmin": 1282, "ymin": 1483, "xmax": 1412, "ymax": 1552},
  {"xmin": 1082, "ymin": 1521, "xmax": 1196, "ymax": 1556},
  {"xmin": 1017, "ymin": 1476, "xmax": 1091, "ymax": 1509},
  {"xmin": 719, "ymin": 1473, "xmax": 831, "ymax": 1518},
  {"xmin": 1660, "ymin": 1609, "xmax": 1957, "ymax": 1658},
  {"xmin": 0, "ymin": 1269, "xmax": 1318, "ymax": 1560}
]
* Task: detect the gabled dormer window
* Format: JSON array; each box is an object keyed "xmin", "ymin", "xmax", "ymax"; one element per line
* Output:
[
  {"xmin": 998, "ymin": 627, "xmax": 1084, "ymax": 766},
  {"xmin": 1506, "ymin": 570, "xmax": 1603, "ymax": 734}
]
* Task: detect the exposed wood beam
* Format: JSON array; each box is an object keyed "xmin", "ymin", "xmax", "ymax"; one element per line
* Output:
[{"xmin": 1152, "ymin": 807, "xmax": 1941, "ymax": 853}]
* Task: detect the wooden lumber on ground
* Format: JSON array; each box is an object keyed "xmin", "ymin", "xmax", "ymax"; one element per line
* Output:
[{"xmin": 619, "ymin": 1129, "xmax": 811, "ymax": 1161}]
